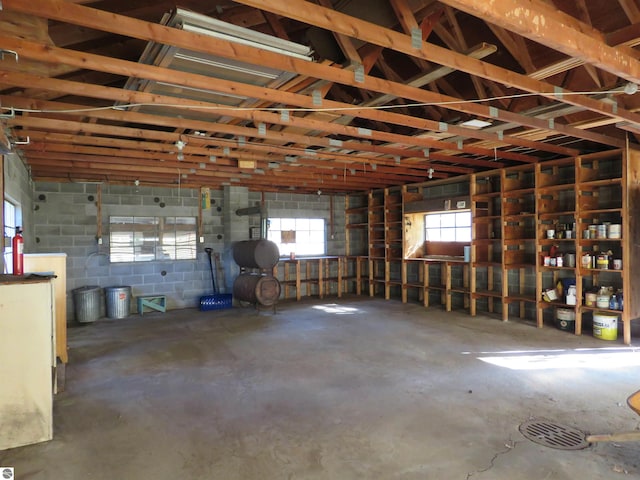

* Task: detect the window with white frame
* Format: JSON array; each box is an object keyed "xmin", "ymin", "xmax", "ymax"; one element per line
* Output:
[
  {"xmin": 3, "ymin": 199, "xmax": 19, "ymax": 274},
  {"xmin": 424, "ymin": 210, "xmax": 471, "ymax": 242},
  {"xmin": 267, "ymin": 218, "xmax": 326, "ymax": 257},
  {"xmin": 109, "ymin": 216, "xmax": 197, "ymax": 262}
]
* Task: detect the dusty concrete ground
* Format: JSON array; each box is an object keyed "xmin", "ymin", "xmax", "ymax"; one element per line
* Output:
[{"xmin": 2, "ymin": 296, "xmax": 640, "ymax": 479}]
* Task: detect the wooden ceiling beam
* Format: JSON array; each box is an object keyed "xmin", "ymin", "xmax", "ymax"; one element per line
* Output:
[
  {"xmin": 316, "ymin": 0, "xmax": 362, "ymax": 65},
  {"xmin": 438, "ymin": 0, "xmax": 640, "ymax": 85},
  {"xmin": 24, "ymin": 144, "xmax": 439, "ymax": 184},
  {"xmin": 486, "ymin": 24, "xmax": 536, "ymax": 74},
  {"xmin": 230, "ymin": 0, "xmax": 639, "ymax": 130},
  {"xmin": 0, "ymin": 50, "xmax": 545, "ymax": 163},
  {"xmin": 23, "ymin": 151, "xmax": 416, "ymax": 191},
  {"xmin": 0, "ymin": 1, "xmax": 608, "ymax": 151},
  {"xmin": 389, "ymin": 0, "xmax": 431, "ymax": 71},
  {"xmin": 9, "ymin": 111, "xmax": 497, "ymax": 171},
  {"xmin": 24, "ymin": 130, "xmax": 472, "ymax": 176},
  {"xmin": 442, "ymin": 6, "xmax": 487, "ymax": 100},
  {"xmin": 618, "ymin": 0, "xmax": 640, "ymax": 23}
]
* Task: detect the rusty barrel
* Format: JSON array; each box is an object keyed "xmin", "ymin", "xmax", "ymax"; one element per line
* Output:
[
  {"xmin": 232, "ymin": 239, "xmax": 280, "ymax": 270},
  {"xmin": 233, "ymin": 273, "xmax": 281, "ymax": 306}
]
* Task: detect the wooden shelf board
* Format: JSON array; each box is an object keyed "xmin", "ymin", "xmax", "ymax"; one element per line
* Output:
[
  {"xmin": 536, "ymin": 184, "xmax": 576, "ymax": 193},
  {"xmin": 503, "ymin": 263, "xmax": 536, "ymax": 269},
  {"xmin": 504, "ymin": 294, "xmax": 537, "ymax": 303},
  {"xmin": 538, "ymin": 211, "xmax": 576, "ymax": 218},
  {"xmin": 473, "ymin": 290, "xmax": 503, "ymax": 298},
  {"xmin": 472, "ymin": 261, "xmax": 503, "ymax": 267},
  {"xmin": 579, "ymin": 177, "xmax": 623, "ymax": 187}
]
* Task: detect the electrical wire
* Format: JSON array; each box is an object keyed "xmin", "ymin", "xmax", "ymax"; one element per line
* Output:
[{"xmin": 0, "ymin": 86, "xmax": 634, "ymax": 116}]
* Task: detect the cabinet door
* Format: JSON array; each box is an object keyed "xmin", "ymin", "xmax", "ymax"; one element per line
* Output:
[{"xmin": 0, "ymin": 281, "xmax": 54, "ymax": 449}]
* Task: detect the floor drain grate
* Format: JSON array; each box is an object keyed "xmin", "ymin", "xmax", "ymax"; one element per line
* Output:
[{"xmin": 519, "ymin": 419, "xmax": 590, "ymax": 450}]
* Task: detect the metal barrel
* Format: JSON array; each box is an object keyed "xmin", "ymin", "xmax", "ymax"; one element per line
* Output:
[
  {"xmin": 232, "ymin": 239, "xmax": 280, "ymax": 270},
  {"xmin": 232, "ymin": 274, "xmax": 281, "ymax": 306},
  {"xmin": 72, "ymin": 286, "xmax": 102, "ymax": 323},
  {"xmin": 104, "ymin": 286, "xmax": 132, "ymax": 319}
]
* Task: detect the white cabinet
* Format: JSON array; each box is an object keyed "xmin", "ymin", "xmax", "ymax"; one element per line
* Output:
[{"xmin": 0, "ymin": 278, "xmax": 55, "ymax": 450}]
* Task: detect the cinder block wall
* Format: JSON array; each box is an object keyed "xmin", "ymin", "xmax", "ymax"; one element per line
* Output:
[{"xmin": 30, "ymin": 182, "xmax": 346, "ymax": 321}]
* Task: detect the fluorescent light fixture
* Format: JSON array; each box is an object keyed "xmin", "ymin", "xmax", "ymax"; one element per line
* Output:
[
  {"xmin": 117, "ymin": 8, "xmax": 313, "ymax": 114},
  {"xmin": 460, "ymin": 119, "xmax": 492, "ymax": 129}
]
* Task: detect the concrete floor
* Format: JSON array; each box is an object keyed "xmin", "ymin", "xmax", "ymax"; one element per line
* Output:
[{"xmin": 2, "ymin": 296, "xmax": 640, "ymax": 479}]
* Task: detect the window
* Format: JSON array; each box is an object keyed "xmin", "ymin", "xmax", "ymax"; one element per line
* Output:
[
  {"xmin": 3, "ymin": 199, "xmax": 19, "ymax": 274},
  {"xmin": 424, "ymin": 210, "xmax": 471, "ymax": 242},
  {"xmin": 109, "ymin": 216, "xmax": 197, "ymax": 262},
  {"xmin": 267, "ymin": 218, "xmax": 325, "ymax": 257}
]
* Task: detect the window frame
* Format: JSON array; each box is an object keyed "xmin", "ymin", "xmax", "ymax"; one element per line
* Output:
[
  {"xmin": 3, "ymin": 198, "xmax": 20, "ymax": 274},
  {"xmin": 109, "ymin": 215, "xmax": 197, "ymax": 263},
  {"xmin": 424, "ymin": 210, "xmax": 472, "ymax": 243},
  {"xmin": 267, "ymin": 217, "xmax": 326, "ymax": 258}
]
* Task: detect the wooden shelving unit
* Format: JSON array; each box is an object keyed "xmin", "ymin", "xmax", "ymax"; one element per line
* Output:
[
  {"xmin": 368, "ymin": 189, "xmax": 386, "ymax": 297},
  {"xmin": 285, "ymin": 148, "xmax": 640, "ymax": 344},
  {"xmin": 501, "ymin": 165, "xmax": 537, "ymax": 322},
  {"xmin": 402, "ymin": 186, "xmax": 425, "ymax": 304},
  {"xmin": 385, "ymin": 187, "xmax": 403, "ymax": 300},
  {"xmin": 575, "ymin": 149, "xmax": 638, "ymax": 344},
  {"xmin": 344, "ymin": 193, "xmax": 369, "ymax": 295},
  {"xmin": 535, "ymin": 157, "xmax": 578, "ymax": 330},
  {"xmin": 471, "ymin": 170, "xmax": 502, "ymax": 316}
]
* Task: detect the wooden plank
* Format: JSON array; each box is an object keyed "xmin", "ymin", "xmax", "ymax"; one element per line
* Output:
[
  {"xmin": 0, "ymin": 38, "xmax": 547, "ymax": 164},
  {"xmin": 440, "ymin": 0, "xmax": 640, "ymax": 84},
  {"xmin": 0, "ymin": 1, "xmax": 609, "ymax": 151},
  {"xmin": 231, "ymin": 0, "xmax": 638, "ymax": 134}
]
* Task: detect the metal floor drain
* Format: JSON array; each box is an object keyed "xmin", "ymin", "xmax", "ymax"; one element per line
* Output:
[{"xmin": 519, "ymin": 419, "xmax": 590, "ymax": 450}]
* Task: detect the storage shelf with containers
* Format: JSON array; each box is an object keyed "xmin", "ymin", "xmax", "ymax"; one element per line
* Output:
[
  {"xmin": 341, "ymin": 147, "xmax": 640, "ymax": 344},
  {"xmin": 535, "ymin": 157, "xmax": 578, "ymax": 332},
  {"xmin": 576, "ymin": 150, "xmax": 630, "ymax": 342}
]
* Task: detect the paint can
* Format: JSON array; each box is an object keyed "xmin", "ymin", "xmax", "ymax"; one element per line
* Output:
[
  {"xmin": 593, "ymin": 313, "xmax": 618, "ymax": 341},
  {"xmin": 555, "ymin": 308, "xmax": 575, "ymax": 332},
  {"xmin": 596, "ymin": 254, "xmax": 609, "ymax": 270},
  {"xmin": 596, "ymin": 224, "xmax": 607, "ymax": 239},
  {"xmin": 585, "ymin": 292, "xmax": 597, "ymax": 307},
  {"xmin": 607, "ymin": 224, "xmax": 621, "ymax": 239}
]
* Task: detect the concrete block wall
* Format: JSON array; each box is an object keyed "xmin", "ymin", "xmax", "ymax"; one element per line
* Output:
[
  {"xmin": 29, "ymin": 181, "xmax": 347, "ymax": 321},
  {"xmin": 31, "ymin": 182, "xmax": 224, "ymax": 321},
  {"xmin": 422, "ymin": 179, "xmax": 470, "ymax": 199}
]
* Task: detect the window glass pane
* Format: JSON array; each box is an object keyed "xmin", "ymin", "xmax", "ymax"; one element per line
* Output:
[
  {"xmin": 309, "ymin": 218, "xmax": 324, "ymax": 230},
  {"xmin": 456, "ymin": 211, "xmax": 471, "ymax": 227},
  {"xmin": 424, "ymin": 210, "xmax": 471, "ymax": 244},
  {"xmin": 110, "ymin": 216, "xmax": 196, "ymax": 262},
  {"xmin": 281, "ymin": 218, "xmax": 296, "ymax": 230},
  {"xmin": 296, "ymin": 231, "xmax": 311, "ymax": 245},
  {"xmin": 440, "ymin": 213, "xmax": 456, "ymax": 227},
  {"xmin": 425, "ymin": 215, "xmax": 441, "ymax": 228},
  {"xmin": 425, "ymin": 228, "xmax": 441, "ymax": 241},
  {"xmin": 441, "ymin": 229, "xmax": 456, "ymax": 242},
  {"xmin": 3, "ymin": 200, "xmax": 17, "ymax": 273},
  {"xmin": 456, "ymin": 227, "xmax": 472, "ymax": 242},
  {"xmin": 268, "ymin": 217, "xmax": 325, "ymax": 256}
]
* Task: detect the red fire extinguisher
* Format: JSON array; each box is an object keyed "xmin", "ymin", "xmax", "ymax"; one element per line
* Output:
[{"xmin": 12, "ymin": 226, "xmax": 24, "ymax": 275}]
